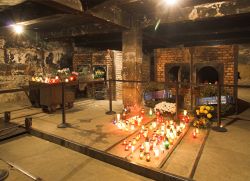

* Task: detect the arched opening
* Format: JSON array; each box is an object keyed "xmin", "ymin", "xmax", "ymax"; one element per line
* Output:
[
  {"xmin": 197, "ymin": 66, "xmax": 219, "ymax": 84},
  {"xmin": 168, "ymin": 66, "xmax": 180, "ymax": 82}
]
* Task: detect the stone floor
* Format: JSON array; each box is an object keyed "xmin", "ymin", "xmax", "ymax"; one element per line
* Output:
[{"xmin": 0, "ymin": 88, "xmax": 250, "ymax": 181}]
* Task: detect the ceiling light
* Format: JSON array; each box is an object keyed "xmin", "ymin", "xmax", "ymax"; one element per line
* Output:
[
  {"xmin": 165, "ymin": 0, "xmax": 178, "ymax": 6},
  {"xmin": 12, "ymin": 24, "xmax": 24, "ymax": 34}
]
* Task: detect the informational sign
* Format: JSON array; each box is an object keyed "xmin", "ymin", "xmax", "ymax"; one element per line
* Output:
[
  {"xmin": 93, "ymin": 65, "xmax": 107, "ymax": 79},
  {"xmin": 144, "ymin": 90, "xmax": 173, "ymax": 101},
  {"xmin": 197, "ymin": 96, "xmax": 234, "ymax": 105}
]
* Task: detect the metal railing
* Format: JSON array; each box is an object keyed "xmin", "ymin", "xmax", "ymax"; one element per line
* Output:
[{"xmin": 0, "ymin": 80, "xmax": 249, "ymax": 131}]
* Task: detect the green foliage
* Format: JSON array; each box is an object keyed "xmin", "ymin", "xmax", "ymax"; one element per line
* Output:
[
  {"xmin": 199, "ymin": 84, "xmax": 229, "ymax": 97},
  {"xmin": 215, "ymin": 104, "xmax": 235, "ymax": 117},
  {"xmin": 200, "ymin": 85, "xmax": 217, "ymax": 97}
]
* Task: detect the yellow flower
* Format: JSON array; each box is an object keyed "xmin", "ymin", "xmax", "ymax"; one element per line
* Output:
[
  {"xmin": 206, "ymin": 106, "xmax": 211, "ymax": 111},
  {"xmin": 204, "ymin": 110, "xmax": 208, "ymax": 114},
  {"xmin": 207, "ymin": 113, "xmax": 212, "ymax": 119},
  {"xmin": 196, "ymin": 110, "xmax": 200, "ymax": 115},
  {"xmin": 200, "ymin": 109, "xmax": 204, "ymax": 113},
  {"xmin": 200, "ymin": 106, "xmax": 205, "ymax": 111},
  {"xmin": 210, "ymin": 106, "xmax": 214, "ymax": 111}
]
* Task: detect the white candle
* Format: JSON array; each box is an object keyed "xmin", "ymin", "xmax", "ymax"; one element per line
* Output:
[
  {"xmin": 160, "ymin": 143, "xmax": 165, "ymax": 153},
  {"xmin": 184, "ymin": 110, "xmax": 187, "ymax": 116},
  {"xmin": 180, "ymin": 122, "xmax": 185, "ymax": 130},
  {"xmin": 195, "ymin": 128, "xmax": 199, "ymax": 134},
  {"xmin": 117, "ymin": 114, "xmax": 120, "ymax": 121},
  {"xmin": 145, "ymin": 140, "xmax": 150, "ymax": 153},
  {"xmin": 149, "ymin": 108, "xmax": 153, "ymax": 116},
  {"xmin": 154, "ymin": 148, "xmax": 160, "ymax": 158},
  {"xmin": 152, "ymin": 121, "xmax": 157, "ymax": 128},
  {"xmin": 131, "ymin": 145, "xmax": 135, "ymax": 153},
  {"xmin": 117, "ymin": 122, "xmax": 122, "ymax": 129}
]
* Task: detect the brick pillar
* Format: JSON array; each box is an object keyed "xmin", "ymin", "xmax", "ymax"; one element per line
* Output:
[{"xmin": 122, "ymin": 28, "xmax": 142, "ymax": 112}]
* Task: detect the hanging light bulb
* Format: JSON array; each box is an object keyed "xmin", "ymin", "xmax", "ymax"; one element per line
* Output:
[{"xmin": 12, "ymin": 24, "xmax": 24, "ymax": 34}]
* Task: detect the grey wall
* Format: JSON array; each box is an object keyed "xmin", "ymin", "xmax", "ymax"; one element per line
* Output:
[{"xmin": 238, "ymin": 45, "xmax": 250, "ymax": 85}]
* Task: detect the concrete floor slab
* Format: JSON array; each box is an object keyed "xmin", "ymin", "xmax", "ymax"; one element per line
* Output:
[
  {"xmin": 0, "ymin": 135, "xmax": 152, "ymax": 181},
  {"xmin": 194, "ymin": 119, "xmax": 250, "ymax": 181},
  {"xmin": 162, "ymin": 128, "xmax": 208, "ymax": 178},
  {"xmin": 10, "ymin": 99, "xmax": 127, "ymax": 151}
]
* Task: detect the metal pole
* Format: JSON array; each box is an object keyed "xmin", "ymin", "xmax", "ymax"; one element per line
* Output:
[
  {"xmin": 217, "ymin": 84, "xmax": 221, "ymax": 127},
  {"xmin": 4, "ymin": 111, "xmax": 10, "ymax": 123},
  {"xmin": 235, "ymin": 83, "xmax": 239, "ymax": 114},
  {"xmin": 58, "ymin": 82, "xmax": 67, "ymax": 128},
  {"xmin": 234, "ymin": 46, "xmax": 239, "ymax": 115},
  {"xmin": 175, "ymin": 82, "xmax": 179, "ymax": 118},
  {"xmin": 25, "ymin": 117, "xmax": 32, "ymax": 131},
  {"xmin": 106, "ymin": 80, "xmax": 116, "ymax": 115},
  {"xmin": 212, "ymin": 84, "xmax": 227, "ymax": 132}
]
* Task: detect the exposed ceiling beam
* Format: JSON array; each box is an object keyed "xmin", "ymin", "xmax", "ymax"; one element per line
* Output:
[
  {"xmin": 143, "ymin": 29, "xmax": 250, "ymax": 49},
  {"xmin": 117, "ymin": 0, "xmax": 230, "ymax": 7},
  {"xmin": 146, "ymin": 13, "xmax": 250, "ymax": 36},
  {"xmin": 0, "ymin": 0, "xmax": 26, "ymax": 11},
  {"xmin": 0, "ymin": 1, "xmax": 63, "ymax": 27},
  {"xmin": 81, "ymin": 0, "xmax": 107, "ymax": 10},
  {"xmin": 31, "ymin": 0, "xmax": 83, "ymax": 13},
  {"xmin": 40, "ymin": 22, "xmax": 124, "ymax": 40},
  {"xmin": 86, "ymin": 1, "xmax": 132, "ymax": 29},
  {"xmin": 173, "ymin": 29, "xmax": 250, "ymax": 42},
  {"xmin": 144, "ymin": 0, "xmax": 250, "ymax": 28}
]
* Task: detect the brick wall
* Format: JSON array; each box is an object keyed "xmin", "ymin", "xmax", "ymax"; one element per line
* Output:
[
  {"xmin": 155, "ymin": 47, "xmax": 189, "ymax": 82},
  {"xmin": 73, "ymin": 50, "xmax": 114, "ymax": 79},
  {"xmin": 72, "ymin": 53, "xmax": 91, "ymax": 71},
  {"xmin": 155, "ymin": 45, "xmax": 238, "ymax": 109},
  {"xmin": 73, "ymin": 49, "xmax": 123, "ymax": 99}
]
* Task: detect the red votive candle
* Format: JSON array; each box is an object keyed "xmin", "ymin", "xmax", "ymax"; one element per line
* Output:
[
  {"xmin": 125, "ymin": 145, "xmax": 129, "ymax": 151},
  {"xmin": 139, "ymin": 152, "xmax": 144, "ymax": 160},
  {"xmin": 140, "ymin": 144, "xmax": 144, "ymax": 152},
  {"xmin": 146, "ymin": 154, "xmax": 151, "ymax": 162},
  {"xmin": 192, "ymin": 130, "xmax": 197, "ymax": 138}
]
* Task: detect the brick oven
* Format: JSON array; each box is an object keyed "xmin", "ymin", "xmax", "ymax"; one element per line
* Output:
[{"xmin": 155, "ymin": 45, "xmax": 238, "ymax": 109}]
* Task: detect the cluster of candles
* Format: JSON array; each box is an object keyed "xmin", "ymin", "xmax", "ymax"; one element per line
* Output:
[
  {"xmin": 122, "ymin": 118, "xmax": 186, "ymax": 162},
  {"xmin": 32, "ymin": 75, "xmax": 77, "ymax": 84},
  {"xmin": 113, "ymin": 114, "xmax": 143, "ymax": 131},
  {"xmin": 179, "ymin": 110, "xmax": 190, "ymax": 123}
]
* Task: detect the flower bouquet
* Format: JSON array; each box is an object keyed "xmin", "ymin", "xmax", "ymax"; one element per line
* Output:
[
  {"xmin": 57, "ymin": 68, "xmax": 70, "ymax": 80},
  {"xmin": 154, "ymin": 102, "xmax": 176, "ymax": 118},
  {"xmin": 193, "ymin": 105, "xmax": 215, "ymax": 128}
]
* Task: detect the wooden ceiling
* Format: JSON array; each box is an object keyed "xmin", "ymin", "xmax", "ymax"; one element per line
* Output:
[{"xmin": 0, "ymin": 0, "xmax": 250, "ymax": 51}]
